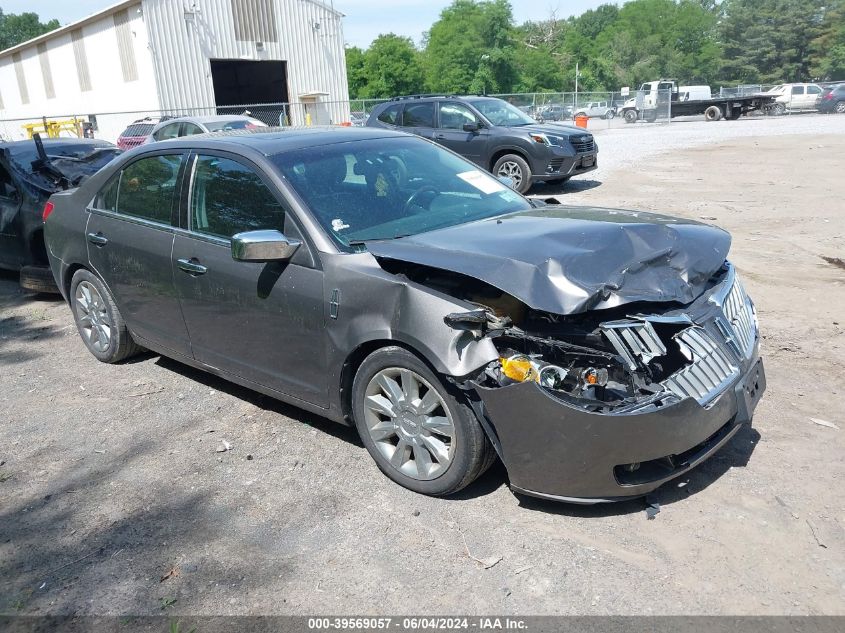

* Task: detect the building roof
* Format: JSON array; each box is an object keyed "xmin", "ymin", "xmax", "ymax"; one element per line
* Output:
[{"xmin": 0, "ymin": 0, "xmax": 345, "ymax": 60}]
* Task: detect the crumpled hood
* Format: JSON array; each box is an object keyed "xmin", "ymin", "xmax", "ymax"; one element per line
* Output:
[{"xmin": 366, "ymin": 206, "xmax": 731, "ymax": 315}]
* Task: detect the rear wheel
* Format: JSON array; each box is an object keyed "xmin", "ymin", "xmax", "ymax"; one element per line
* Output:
[
  {"xmin": 704, "ymin": 105, "xmax": 723, "ymax": 121},
  {"xmin": 493, "ymin": 154, "xmax": 532, "ymax": 194},
  {"xmin": 70, "ymin": 269, "xmax": 142, "ymax": 363},
  {"xmin": 727, "ymin": 109, "xmax": 742, "ymax": 120},
  {"xmin": 835, "ymin": 100, "xmax": 845, "ymax": 114},
  {"xmin": 352, "ymin": 346, "xmax": 493, "ymax": 496}
]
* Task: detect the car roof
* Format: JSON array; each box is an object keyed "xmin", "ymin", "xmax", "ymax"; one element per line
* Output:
[
  {"xmin": 140, "ymin": 125, "xmax": 412, "ymax": 156},
  {"xmin": 160, "ymin": 115, "xmax": 259, "ymax": 124}
]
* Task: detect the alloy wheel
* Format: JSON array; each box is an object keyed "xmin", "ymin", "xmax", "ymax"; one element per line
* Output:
[
  {"xmin": 836, "ymin": 101, "xmax": 845, "ymax": 114},
  {"xmin": 74, "ymin": 281, "xmax": 112, "ymax": 353},
  {"xmin": 363, "ymin": 368, "xmax": 456, "ymax": 481},
  {"xmin": 496, "ymin": 161, "xmax": 523, "ymax": 189}
]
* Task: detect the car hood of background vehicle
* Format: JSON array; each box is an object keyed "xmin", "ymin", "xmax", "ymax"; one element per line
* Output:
[{"xmin": 365, "ymin": 206, "xmax": 731, "ymax": 315}]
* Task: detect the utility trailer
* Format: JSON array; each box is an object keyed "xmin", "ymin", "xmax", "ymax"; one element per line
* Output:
[{"xmin": 619, "ymin": 80, "xmax": 777, "ymax": 123}]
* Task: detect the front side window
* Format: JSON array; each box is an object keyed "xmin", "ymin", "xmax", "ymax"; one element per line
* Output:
[
  {"xmin": 468, "ymin": 99, "xmax": 534, "ymax": 127},
  {"xmin": 439, "ymin": 103, "xmax": 477, "ymax": 130},
  {"xmin": 791, "ymin": 86, "xmax": 805, "ymax": 95},
  {"xmin": 154, "ymin": 123, "xmax": 181, "ymax": 141},
  {"xmin": 402, "ymin": 102, "xmax": 435, "ymax": 128},
  {"xmin": 113, "ymin": 154, "xmax": 182, "ymax": 224},
  {"xmin": 190, "ymin": 155, "xmax": 285, "ymax": 239},
  {"xmin": 377, "ymin": 104, "xmax": 401, "ymax": 125},
  {"xmin": 181, "ymin": 122, "xmax": 204, "ymax": 136},
  {"xmin": 273, "ymin": 137, "xmax": 529, "ymax": 248}
]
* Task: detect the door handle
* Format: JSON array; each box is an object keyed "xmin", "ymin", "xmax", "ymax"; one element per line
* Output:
[
  {"xmin": 177, "ymin": 258, "xmax": 208, "ymax": 275},
  {"xmin": 87, "ymin": 232, "xmax": 108, "ymax": 246}
]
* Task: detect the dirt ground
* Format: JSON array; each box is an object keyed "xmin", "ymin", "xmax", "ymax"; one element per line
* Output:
[{"xmin": 1, "ymin": 129, "xmax": 843, "ymax": 616}]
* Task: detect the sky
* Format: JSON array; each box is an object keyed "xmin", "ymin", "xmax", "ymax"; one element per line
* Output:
[{"xmin": 0, "ymin": 0, "xmax": 613, "ymax": 48}]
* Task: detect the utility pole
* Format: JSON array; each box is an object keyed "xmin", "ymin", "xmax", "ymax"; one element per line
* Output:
[{"xmin": 575, "ymin": 62, "xmax": 580, "ymax": 107}]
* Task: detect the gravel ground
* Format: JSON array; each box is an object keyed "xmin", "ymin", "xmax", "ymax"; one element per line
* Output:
[{"xmin": 1, "ymin": 116, "xmax": 844, "ymax": 616}]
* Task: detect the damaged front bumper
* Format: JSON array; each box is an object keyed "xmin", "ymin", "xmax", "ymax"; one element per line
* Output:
[{"xmin": 476, "ymin": 354, "xmax": 764, "ymax": 502}]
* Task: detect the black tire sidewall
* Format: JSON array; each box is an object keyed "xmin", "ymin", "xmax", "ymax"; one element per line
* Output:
[
  {"xmin": 493, "ymin": 154, "xmax": 532, "ymax": 194},
  {"xmin": 70, "ymin": 270, "xmax": 123, "ymax": 363},
  {"xmin": 352, "ymin": 346, "xmax": 484, "ymax": 496}
]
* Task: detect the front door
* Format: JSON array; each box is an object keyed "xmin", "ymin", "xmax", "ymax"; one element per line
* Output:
[
  {"xmin": 86, "ymin": 152, "xmax": 191, "ymax": 356},
  {"xmin": 171, "ymin": 153, "xmax": 328, "ymax": 406},
  {"xmin": 435, "ymin": 102, "xmax": 488, "ymax": 166}
]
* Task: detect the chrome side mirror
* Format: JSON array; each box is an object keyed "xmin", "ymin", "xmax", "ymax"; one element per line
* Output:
[{"xmin": 231, "ymin": 230, "xmax": 300, "ymax": 262}]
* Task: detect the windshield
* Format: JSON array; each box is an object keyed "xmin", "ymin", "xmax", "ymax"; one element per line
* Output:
[
  {"xmin": 273, "ymin": 136, "xmax": 530, "ymax": 247},
  {"xmin": 468, "ymin": 99, "xmax": 535, "ymax": 127}
]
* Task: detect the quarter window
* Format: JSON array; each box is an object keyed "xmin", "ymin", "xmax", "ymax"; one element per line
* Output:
[
  {"xmin": 190, "ymin": 155, "xmax": 284, "ymax": 239},
  {"xmin": 114, "ymin": 154, "xmax": 182, "ymax": 224},
  {"xmin": 377, "ymin": 104, "xmax": 401, "ymax": 125},
  {"xmin": 402, "ymin": 102, "xmax": 435, "ymax": 128},
  {"xmin": 181, "ymin": 122, "xmax": 204, "ymax": 136},
  {"xmin": 439, "ymin": 103, "xmax": 477, "ymax": 130}
]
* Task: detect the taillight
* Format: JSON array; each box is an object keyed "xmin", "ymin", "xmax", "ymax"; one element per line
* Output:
[
  {"xmin": 824, "ymin": 93, "xmax": 834, "ymax": 100},
  {"xmin": 42, "ymin": 201, "xmax": 55, "ymax": 222}
]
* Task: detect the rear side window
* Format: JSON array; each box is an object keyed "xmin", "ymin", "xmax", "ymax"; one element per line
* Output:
[
  {"xmin": 154, "ymin": 123, "xmax": 181, "ymax": 141},
  {"xmin": 402, "ymin": 102, "xmax": 435, "ymax": 128},
  {"xmin": 99, "ymin": 154, "xmax": 182, "ymax": 224},
  {"xmin": 377, "ymin": 105, "xmax": 401, "ymax": 125},
  {"xmin": 190, "ymin": 155, "xmax": 285, "ymax": 239},
  {"xmin": 807, "ymin": 85, "xmax": 821, "ymax": 95},
  {"xmin": 181, "ymin": 122, "xmax": 204, "ymax": 136}
]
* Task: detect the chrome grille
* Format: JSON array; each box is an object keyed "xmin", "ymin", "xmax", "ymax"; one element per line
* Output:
[
  {"xmin": 661, "ymin": 328, "xmax": 739, "ymax": 404},
  {"xmin": 721, "ymin": 277, "xmax": 756, "ymax": 358},
  {"xmin": 602, "ymin": 320, "xmax": 667, "ymax": 370},
  {"xmin": 571, "ymin": 136, "xmax": 595, "ymax": 153}
]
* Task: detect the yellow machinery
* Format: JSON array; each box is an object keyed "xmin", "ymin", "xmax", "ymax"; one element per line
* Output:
[{"xmin": 22, "ymin": 117, "xmax": 85, "ymax": 139}]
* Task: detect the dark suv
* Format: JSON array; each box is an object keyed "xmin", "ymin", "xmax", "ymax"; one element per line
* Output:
[
  {"xmin": 366, "ymin": 96, "xmax": 597, "ymax": 194},
  {"xmin": 817, "ymin": 83, "xmax": 845, "ymax": 113}
]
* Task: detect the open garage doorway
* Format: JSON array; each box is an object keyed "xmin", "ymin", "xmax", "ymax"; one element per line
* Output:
[{"xmin": 210, "ymin": 59, "xmax": 289, "ymax": 126}]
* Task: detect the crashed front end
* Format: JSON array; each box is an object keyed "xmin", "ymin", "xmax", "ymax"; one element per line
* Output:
[{"xmin": 450, "ymin": 262, "xmax": 765, "ymax": 502}]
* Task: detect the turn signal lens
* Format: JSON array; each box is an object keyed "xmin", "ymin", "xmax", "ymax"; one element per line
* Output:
[
  {"xmin": 529, "ymin": 133, "xmax": 549, "ymax": 145},
  {"xmin": 42, "ymin": 201, "xmax": 54, "ymax": 222},
  {"xmin": 581, "ymin": 367, "xmax": 609, "ymax": 387},
  {"xmin": 500, "ymin": 356, "xmax": 537, "ymax": 382}
]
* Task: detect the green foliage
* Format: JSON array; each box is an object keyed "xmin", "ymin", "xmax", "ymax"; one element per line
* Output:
[
  {"xmin": 0, "ymin": 10, "xmax": 59, "ymax": 50},
  {"xmin": 347, "ymin": 0, "xmax": 845, "ymax": 98}
]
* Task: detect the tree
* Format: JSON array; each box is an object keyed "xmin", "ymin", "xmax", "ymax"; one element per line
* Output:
[
  {"xmin": 345, "ymin": 46, "xmax": 368, "ymax": 99},
  {"xmin": 424, "ymin": 0, "xmax": 517, "ymax": 94},
  {"xmin": 0, "ymin": 10, "xmax": 59, "ymax": 51},
  {"xmin": 357, "ymin": 34, "xmax": 425, "ymax": 98}
]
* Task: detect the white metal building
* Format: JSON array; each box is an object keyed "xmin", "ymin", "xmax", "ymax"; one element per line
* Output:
[{"xmin": 0, "ymin": 0, "xmax": 350, "ymax": 141}]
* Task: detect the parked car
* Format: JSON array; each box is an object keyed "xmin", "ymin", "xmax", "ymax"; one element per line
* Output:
[
  {"xmin": 366, "ymin": 95, "xmax": 597, "ymax": 194},
  {"xmin": 816, "ymin": 83, "xmax": 845, "ymax": 113},
  {"xmin": 574, "ymin": 101, "xmax": 616, "ymax": 119},
  {"xmin": 116, "ymin": 117, "xmax": 169, "ymax": 150},
  {"xmin": 766, "ymin": 83, "xmax": 823, "ymax": 114},
  {"xmin": 146, "ymin": 115, "xmax": 267, "ymax": 142},
  {"xmin": 0, "ymin": 137, "xmax": 120, "ymax": 292},
  {"xmin": 536, "ymin": 104, "xmax": 573, "ymax": 122},
  {"xmin": 44, "ymin": 127, "xmax": 765, "ymax": 503}
]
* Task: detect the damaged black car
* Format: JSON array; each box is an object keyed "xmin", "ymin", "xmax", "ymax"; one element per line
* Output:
[
  {"xmin": 0, "ymin": 136, "xmax": 121, "ymax": 292},
  {"xmin": 44, "ymin": 127, "xmax": 765, "ymax": 503}
]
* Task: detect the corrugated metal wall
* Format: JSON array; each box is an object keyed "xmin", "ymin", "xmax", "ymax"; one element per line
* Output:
[
  {"xmin": 142, "ymin": 0, "xmax": 350, "ymax": 125},
  {"xmin": 71, "ymin": 29, "xmax": 93, "ymax": 93},
  {"xmin": 113, "ymin": 9, "xmax": 140, "ymax": 82},
  {"xmin": 12, "ymin": 52, "xmax": 29, "ymax": 104},
  {"xmin": 37, "ymin": 43, "xmax": 56, "ymax": 99}
]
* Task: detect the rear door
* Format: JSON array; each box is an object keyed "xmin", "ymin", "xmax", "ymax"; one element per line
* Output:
[
  {"xmin": 86, "ymin": 151, "xmax": 191, "ymax": 355},
  {"xmin": 434, "ymin": 101, "xmax": 488, "ymax": 166},
  {"xmin": 400, "ymin": 101, "xmax": 437, "ymax": 141},
  {"xmin": 171, "ymin": 152, "xmax": 328, "ymax": 406},
  {"xmin": 806, "ymin": 84, "xmax": 822, "ymax": 109}
]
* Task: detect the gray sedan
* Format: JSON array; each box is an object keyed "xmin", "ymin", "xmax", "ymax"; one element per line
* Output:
[{"xmin": 44, "ymin": 127, "xmax": 765, "ymax": 502}]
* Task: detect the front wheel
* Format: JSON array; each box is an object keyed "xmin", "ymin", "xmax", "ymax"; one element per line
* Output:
[
  {"xmin": 623, "ymin": 109, "xmax": 638, "ymax": 124},
  {"xmin": 770, "ymin": 102, "xmax": 786, "ymax": 116},
  {"xmin": 493, "ymin": 154, "xmax": 532, "ymax": 194},
  {"xmin": 604, "ymin": 110, "xmax": 615, "ymax": 119},
  {"xmin": 70, "ymin": 269, "xmax": 142, "ymax": 363},
  {"xmin": 352, "ymin": 346, "xmax": 493, "ymax": 496}
]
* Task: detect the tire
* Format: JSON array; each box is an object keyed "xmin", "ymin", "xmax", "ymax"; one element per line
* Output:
[
  {"xmin": 770, "ymin": 102, "xmax": 786, "ymax": 116},
  {"xmin": 492, "ymin": 153, "xmax": 532, "ymax": 194},
  {"xmin": 19, "ymin": 265, "xmax": 59, "ymax": 294},
  {"xmin": 69, "ymin": 269, "xmax": 142, "ymax": 363},
  {"xmin": 623, "ymin": 109, "xmax": 638, "ymax": 124},
  {"xmin": 604, "ymin": 110, "xmax": 615, "ymax": 120},
  {"xmin": 835, "ymin": 100, "xmax": 845, "ymax": 114},
  {"xmin": 727, "ymin": 109, "xmax": 742, "ymax": 120},
  {"xmin": 352, "ymin": 346, "xmax": 493, "ymax": 496},
  {"xmin": 704, "ymin": 105, "xmax": 723, "ymax": 121}
]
